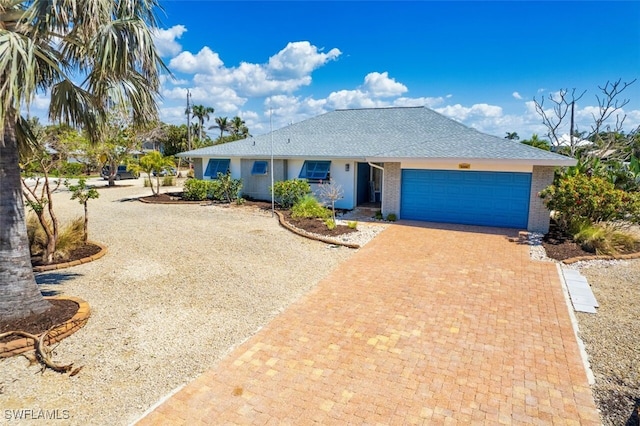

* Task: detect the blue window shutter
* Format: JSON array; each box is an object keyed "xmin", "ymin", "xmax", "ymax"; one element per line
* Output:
[
  {"xmin": 299, "ymin": 161, "xmax": 331, "ymax": 182},
  {"xmin": 205, "ymin": 159, "xmax": 231, "ymax": 178},
  {"xmin": 251, "ymin": 161, "xmax": 268, "ymax": 175}
]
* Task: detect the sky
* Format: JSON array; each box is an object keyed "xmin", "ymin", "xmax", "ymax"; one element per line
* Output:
[{"xmin": 33, "ymin": 1, "xmax": 640, "ymax": 140}]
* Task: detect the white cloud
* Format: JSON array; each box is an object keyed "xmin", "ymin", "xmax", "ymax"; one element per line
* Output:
[
  {"xmin": 393, "ymin": 96, "xmax": 446, "ymax": 108},
  {"xmin": 512, "ymin": 91, "xmax": 522, "ymax": 100},
  {"xmin": 435, "ymin": 103, "xmax": 503, "ymax": 121},
  {"xmin": 362, "ymin": 72, "xmax": 407, "ymax": 98},
  {"xmin": 152, "ymin": 25, "xmax": 186, "ymax": 57},
  {"xmin": 267, "ymin": 41, "xmax": 341, "ymax": 79},
  {"xmin": 169, "ymin": 47, "xmax": 224, "ymax": 74}
]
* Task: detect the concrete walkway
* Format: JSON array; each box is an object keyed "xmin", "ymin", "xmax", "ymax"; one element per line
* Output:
[{"xmin": 135, "ymin": 222, "xmax": 600, "ymax": 425}]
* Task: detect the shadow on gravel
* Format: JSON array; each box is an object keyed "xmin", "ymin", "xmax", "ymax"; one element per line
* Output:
[
  {"xmin": 36, "ymin": 272, "xmax": 83, "ymax": 296},
  {"xmin": 115, "ymin": 197, "xmax": 141, "ymax": 202},
  {"xmin": 626, "ymin": 398, "xmax": 640, "ymax": 426}
]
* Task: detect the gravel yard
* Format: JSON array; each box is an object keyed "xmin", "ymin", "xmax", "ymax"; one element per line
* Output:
[
  {"xmin": 0, "ymin": 178, "xmax": 385, "ymax": 425},
  {"xmin": 574, "ymin": 259, "xmax": 640, "ymax": 425}
]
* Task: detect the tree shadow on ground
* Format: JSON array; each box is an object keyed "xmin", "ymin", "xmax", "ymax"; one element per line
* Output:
[
  {"xmin": 35, "ymin": 272, "xmax": 82, "ymax": 296},
  {"xmin": 626, "ymin": 398, "xmax": 640, "ymax": 426}
]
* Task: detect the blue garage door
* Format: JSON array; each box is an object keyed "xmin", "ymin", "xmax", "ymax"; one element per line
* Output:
[{"xmin": 401, "ymin": 170, "xmax": 531, "ymax": 228}]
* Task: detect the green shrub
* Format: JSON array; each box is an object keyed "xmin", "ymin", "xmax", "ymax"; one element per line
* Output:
[
  {"xmin": 374, "ymin": 210, "xmax": 383, "ymax": 220},
  {"xmin": 183, "ymin": 176, "xmax": 242, "ymax": 203},
  {"xmin": 540, "ymin": 174, "xmax": 625, "ymax": 231},
  {"xmin": 215, "ymin": 172, "xmax": 243, "ymax": 203},
  {"xmin": 347, "ymin": 220, "xmax": 358, "ymax": 230},
  {"xmin": 60, "ymin": 162, "xmax": 84, "ymax": 177},
  {"xmin": 291, "ymin": 195, "xmax": 330, "ymax": 219},
  {"xmin": 324, "ymin": 219, "xmax": 336, "ymax": 230},
  {"xmin": 162, "ymin": 176, "xmax": 175, "ymax": 187},
  {"xmin": 386, "ymin": 213, "xmax": 397, "ymax": 222},
  {"xmin": 271, "ymin": 179, "xmax": 311, "ymax": 208},
  {"xmin": 625, "ymin": 191, "xmax": 640, "ymax": 224},
  {"xmin": 183, "ymin": 179, "xmax": 210, "ymax": 201}
]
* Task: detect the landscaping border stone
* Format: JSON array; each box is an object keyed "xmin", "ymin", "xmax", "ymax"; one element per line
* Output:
[
  {"xmin": 0, "ymin": 296, "xmax": 90, "ymax": 358},
  {"xmin": 274, "ymin": 210, "xmax": 360, "ymax": 249},
  {"xmin": 32, "ymin": 241, "xmax": 107, "ymax": 272}
]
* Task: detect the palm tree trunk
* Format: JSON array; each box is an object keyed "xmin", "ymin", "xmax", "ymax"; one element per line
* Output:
[{"xmin": 0, "ymin": 117, "xmax": 52, "ymax": 321}]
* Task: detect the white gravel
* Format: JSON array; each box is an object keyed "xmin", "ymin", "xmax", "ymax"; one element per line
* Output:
[{"xmin": 0, "ymin": 178, "xmax": 386, "ymax": 425}]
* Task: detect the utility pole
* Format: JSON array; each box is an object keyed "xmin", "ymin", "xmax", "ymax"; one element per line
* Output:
[{"xmin": 186, "ymin": 89, "xmax": 192, "ymax": 168}]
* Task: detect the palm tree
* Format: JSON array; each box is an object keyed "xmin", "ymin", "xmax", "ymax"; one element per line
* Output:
[
  {"xmin": 504, "ymin": 131, "xmax": 520, "ymax": 140},
  {"xmin": 0, "ymin": 0, "xmax": 165, "ymax": 321},
  {"xmin": 210, "ymin": 116, "xmax": 230, "ymax": 141},
  {"xmin": 230, "ymin": 116, "xmax": 250, "ymax": 140},
  {"xmin": 521, "ymin": 134, "xmax": 551, "ymax": 151},
  {"xmin": 191, "ymin": 105, "xmax": 214, "ymax": 141}
]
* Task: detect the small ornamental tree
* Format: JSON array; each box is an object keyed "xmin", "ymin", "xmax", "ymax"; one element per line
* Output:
[
  {"xmin": 130, "ymin": 151, "xmax": 175, "ymax": 196},
  {"xmin": 67, "ymin": 178, "xmax": 100, "ymax": 242},
  {"xmin": 540, "ymin": 174, "xmax": 625, "ymax": 230},
  {"xmin": 316, "ymin": 179, "xmax": 344, "ymax": 223}
]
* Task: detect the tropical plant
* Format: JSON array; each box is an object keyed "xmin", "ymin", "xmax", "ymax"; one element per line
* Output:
[
  {"xmin": 0, "ymin": 0, "xmax": 166, "ymax": 321},
  {"xmin": 324, "ymin": 218, "xmax": 336, "ymax": 230},
  {"xmin": 540, "ymin": 174, "xmax": 625, "ymax": 231},
  {"xmin": 291, "ymin": 195, "xmax": 330, "ymax": 219},
  {"xmin": 182, "ymin": 179, "xmax": 210, "ymax": 201},
  {"xmin": 230, "ymin": 116, "xmax": 250, "ymax": 140},
  {"xmin": 130, "ymin": 151, "xmax": 175, "ymax": 196},
  {"xmin": 191, "ymin": 105, "xmax": 214, "ymax": 141},
  {"xmin": 99, "ymin": 111, "xmax": 142, "ymax": 186},
  {"xmin": 521, "ymin": 134, "xmax": 550, "ymax": 151},
  {"xmin": 215, "ymin": 172, "xmax": 243, "ymax": 203},
  {"xmin": 210, "ymin": 116, "xmax": 231, "ymax": 141},
  {"xmin": 271, "ymin": 179, "xmax": 311, "ymax": 208},
  {"xmin": 504, "ymin": 131, "xmax": 519, "ymax": 140},
  {"xmin": 66, "ymin": 178, "xmax": 99, "ymax": 242}
]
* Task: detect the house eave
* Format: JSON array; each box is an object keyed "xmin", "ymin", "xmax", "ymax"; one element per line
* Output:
[{"xmin": 365, "ymin": 157, "xmax": 577, "ymax": 167}]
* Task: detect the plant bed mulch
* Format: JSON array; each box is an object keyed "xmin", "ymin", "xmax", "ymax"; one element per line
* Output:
[
  {"xmin": 0, "ymin": 299, "xmax": 78, "ymax": 344},
  {"xmin": 31, "ymin": 242, "xmax": 103, "ymax": 269},
  {"xmin": 542, "ymin": 223, "xmax": 640, "ymax": 261},
  {"xmin": 280, "ymin": 210, "xmax": 356, "ymax": 238},
  {"xmin": 139, "ymin": 192, "xmax": 202, "ymax": 204}
]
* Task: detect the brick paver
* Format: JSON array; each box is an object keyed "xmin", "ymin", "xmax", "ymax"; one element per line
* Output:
[{"xmin": 136, "ymin": 222, "xmax": 600, "ymax": 425}]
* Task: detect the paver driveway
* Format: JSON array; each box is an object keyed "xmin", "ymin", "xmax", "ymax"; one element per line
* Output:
[{"xmin": 136, "ymin": 222, "xmax": 599, "ymax": 425}]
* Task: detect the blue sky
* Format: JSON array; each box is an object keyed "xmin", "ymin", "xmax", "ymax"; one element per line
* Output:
[{"xmin": 34, "ymin": 1, "xmax": 640, "ymax": 140}]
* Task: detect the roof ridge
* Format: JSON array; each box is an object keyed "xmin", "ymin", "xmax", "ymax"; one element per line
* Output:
[{"xmin": 334, "ymin": 106, "xmax": 424, "ymax": 111}]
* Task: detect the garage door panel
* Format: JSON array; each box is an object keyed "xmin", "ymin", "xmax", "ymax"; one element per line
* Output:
[{"xmin": 400, "ymin": 170, "xmax": 531, "ymax": 228}]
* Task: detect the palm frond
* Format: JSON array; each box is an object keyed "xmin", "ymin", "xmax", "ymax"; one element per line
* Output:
[{"xmin": 49, "ymin": 79, "xmax": 104, "ymax": 143}]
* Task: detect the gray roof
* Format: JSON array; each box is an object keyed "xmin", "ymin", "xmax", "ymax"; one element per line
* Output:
[{"xmin": 178, "ymin": 106, "xmax": 575, "ymax": 165}]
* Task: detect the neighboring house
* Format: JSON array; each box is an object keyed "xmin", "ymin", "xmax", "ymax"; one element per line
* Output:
[{"xmin": 177, "ymin": 106, "xmax": 575, "ymax": 232}]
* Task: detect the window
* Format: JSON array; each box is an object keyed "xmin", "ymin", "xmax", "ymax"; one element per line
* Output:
[
  {"xmin": 251, "ymin": 160, "xmax": 268, "ymax": 175},
  {"xmin": 299, "ymin": 161, "xmax": 331, "ymax": 183},
  {"xmin": 204, "ymin": 159, "xmax": 230, "ymax": 178}
]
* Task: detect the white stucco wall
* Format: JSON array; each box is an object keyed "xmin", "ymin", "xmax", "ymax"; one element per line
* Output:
[{"xmin": 287, "ymin": 158, "xmax": 356, "ymax": 210}]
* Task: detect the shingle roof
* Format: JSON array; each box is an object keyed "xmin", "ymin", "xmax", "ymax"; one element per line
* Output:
[{"xmin": 178, "ymin": 106, "xmax": 575, "ymax": 165}]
